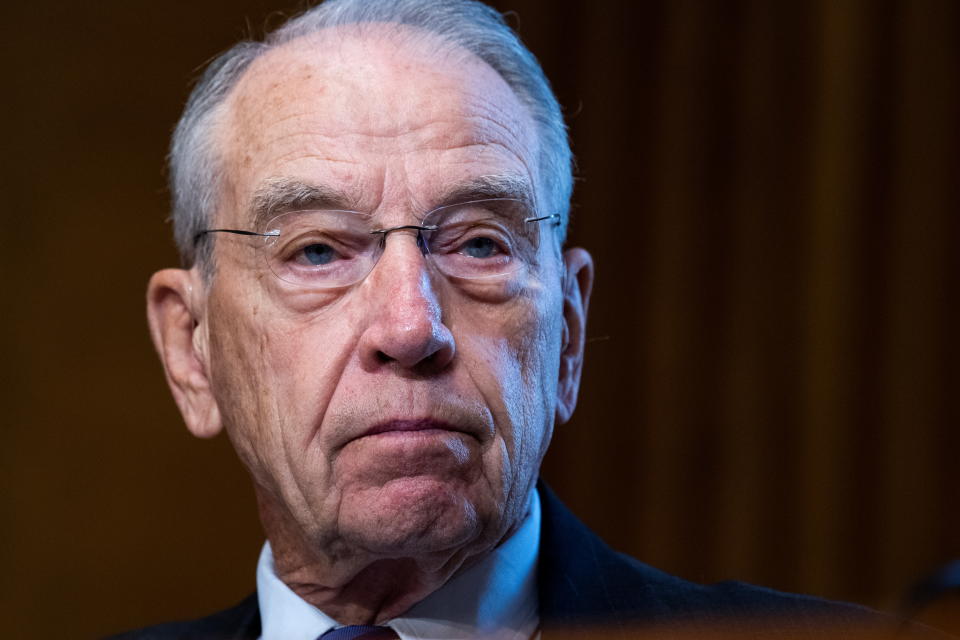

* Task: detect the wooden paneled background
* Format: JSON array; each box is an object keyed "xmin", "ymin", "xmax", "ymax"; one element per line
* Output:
[{"xmin": 2, "ymin": 1, "xmax": 957, "ymax": 637}]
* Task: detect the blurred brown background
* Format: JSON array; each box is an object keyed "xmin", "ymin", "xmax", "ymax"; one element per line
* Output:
[{"xmin": 2, "ymin": 0, "xmax": 958, "ymax": 637}]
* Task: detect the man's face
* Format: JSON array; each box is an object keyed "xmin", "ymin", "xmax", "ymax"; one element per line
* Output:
[{"xmin": 185, "ymin": 28, "xmax": 580, "ymax": 566}]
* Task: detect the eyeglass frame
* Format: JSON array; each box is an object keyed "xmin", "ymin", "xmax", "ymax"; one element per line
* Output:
[{"xmin": 191, "ymin": 198, "xmax": 562, "ymax": 287}]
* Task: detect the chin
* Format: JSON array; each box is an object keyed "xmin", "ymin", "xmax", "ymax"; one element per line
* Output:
[{"xmin": 337, "ymin": 475, "xmax": 490, "ymax": 555}]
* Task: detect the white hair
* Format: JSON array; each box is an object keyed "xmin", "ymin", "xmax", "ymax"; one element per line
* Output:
[{"xmin": 169, "ymin": 0, "xmax": 573, "ymax": 268}]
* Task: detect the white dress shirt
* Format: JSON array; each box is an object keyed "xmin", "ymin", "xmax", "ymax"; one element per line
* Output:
[{"xmin": 257, "ymin": 489, "xmax": 541, "ymax": 640}]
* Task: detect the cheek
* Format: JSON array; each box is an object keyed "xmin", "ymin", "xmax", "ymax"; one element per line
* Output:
[
  {"xmin": 458, "ymin": 288, "xmax": 563, "ymax": 462},
  {"xmin": 205, "ymin": 289, "xmax": 357, "ymax": 487}
]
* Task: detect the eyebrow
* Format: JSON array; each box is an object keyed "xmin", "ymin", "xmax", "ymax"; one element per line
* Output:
[
  {"xmin": 247, "ymin": 173, "xmax": 538, "ymax": 229},
  {"xmin": 435, "ymin": 174, "xmax": 537, "ymax": 211},
  {"xmin": 249, "ymin": 177, "xmax": 359, "ymax": 230}
]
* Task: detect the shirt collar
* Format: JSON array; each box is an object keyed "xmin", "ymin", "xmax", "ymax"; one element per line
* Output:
[{"xmin": 257, "ymin": 489, "xmax": 541, "ymax": 640}]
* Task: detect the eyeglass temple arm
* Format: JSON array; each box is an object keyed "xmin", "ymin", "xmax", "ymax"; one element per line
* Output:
[
  {"xmin": 525, "ymin": 213, "xmax": 561, "ymax": 225},
  {"xmin": 193, "ymin": 228, "xmax": 280, "ymax": 245}
]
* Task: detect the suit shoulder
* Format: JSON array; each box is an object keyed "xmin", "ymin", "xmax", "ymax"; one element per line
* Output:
[
  {"xmin": 537, "ymin": 482, "xmax": 888, "ymax": 632},
  {"xmin": 104, "ymin": 593, "xmax": 260, "ymax": 640},
  {"xmin": 604, "ymin": 549, "xmax": 876, "ymax": 622},
  {"xmin": 700, "ymin": 576, "xmax": 877, "ymax": 621}
]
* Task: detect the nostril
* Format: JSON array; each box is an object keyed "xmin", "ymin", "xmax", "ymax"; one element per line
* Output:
[{"xmin": 375, "ymin": 350, "xmax": 393, "ymax": 364}]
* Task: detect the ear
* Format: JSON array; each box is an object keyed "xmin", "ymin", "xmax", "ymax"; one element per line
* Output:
[
  {"xmin": 146, "ymin": 268, "xmax": 222, "ymax": 438},
  {"xmin": 555, "ymin": 248, "xmax": 594, "ymax": 425}
]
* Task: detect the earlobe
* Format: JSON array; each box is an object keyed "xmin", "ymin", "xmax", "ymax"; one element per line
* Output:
[
  {"xmin": 555, "ymin": 248, "xmax": 594, "ymax": 425},
  {"xmin": 146, "ymin": 268, "xmax": 223, "ymax": 439}
]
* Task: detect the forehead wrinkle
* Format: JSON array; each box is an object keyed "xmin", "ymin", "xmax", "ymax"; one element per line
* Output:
[
  {"xmin": 462, "ymin": 97, "xmax": 531, "ymax": 143},
  {"xmin": 231, "ymin": 113, "xmax": 529, "ymax": 191},
  {"xmin": 250, "ymin": 130, "xmax": 534, "ymax": 207},
  {"xmin": 254, "ymin": 111, "xmax": 528, "ymax": 153}
]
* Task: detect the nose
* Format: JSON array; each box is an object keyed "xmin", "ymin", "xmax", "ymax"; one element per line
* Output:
[{"xmin": 357, "ymin": 231, "xmax": 456, "ymax": 373}]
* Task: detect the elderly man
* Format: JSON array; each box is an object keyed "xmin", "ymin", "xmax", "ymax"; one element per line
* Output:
[{"xmin": 121, "ymin": 0, "xmax": 892, "ymax": 638}]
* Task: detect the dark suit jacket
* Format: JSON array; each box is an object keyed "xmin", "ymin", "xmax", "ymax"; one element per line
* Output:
[{"xmin": 108, "ymin": 482, "xmax": 903, "ymax": 639}]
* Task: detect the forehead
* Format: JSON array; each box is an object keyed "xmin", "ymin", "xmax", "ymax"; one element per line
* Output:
[{"xmin": 217, "ymin": 25, "xmax": 540, "ymax": 221}]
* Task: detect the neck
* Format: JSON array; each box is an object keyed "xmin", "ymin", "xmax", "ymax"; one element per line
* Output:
[
  {"xmin": 275, "ymin": 553, "xmax": 455, "ymax": 624},
  {"xmin": 271, "ymin": 542, "xmax": 476, "ymax": 624},
  {"xmin": 256, "ymin": 490, "xmax": 509, "ymax": 624}
]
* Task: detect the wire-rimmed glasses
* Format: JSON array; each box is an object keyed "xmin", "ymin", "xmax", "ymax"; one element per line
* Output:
[{"xmin": 193, "ymin": 198, "xmax": 560, "ymax": 290}]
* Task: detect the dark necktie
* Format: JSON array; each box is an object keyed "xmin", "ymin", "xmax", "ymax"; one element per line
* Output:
[{"xmin": 318, "ymin": 625, "xmax": 400, "ymax": 640}]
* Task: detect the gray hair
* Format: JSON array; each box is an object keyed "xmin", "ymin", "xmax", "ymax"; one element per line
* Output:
[{"xmin": 169, "ymin": 0, "xmax": 572, "ymax": 269}]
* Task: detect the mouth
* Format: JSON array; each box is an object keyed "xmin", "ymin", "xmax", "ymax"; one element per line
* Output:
[{"xmin": 358, "ymin": 418, "xmax": 467, "ymax": 439}]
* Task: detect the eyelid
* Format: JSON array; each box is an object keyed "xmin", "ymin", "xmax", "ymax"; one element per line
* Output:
[
  {"xmin": 430, "ymin": 221, "xmax": 513, "ymax": 249},
  {"xmin": 262, "ymin": 209, "xmax": 371, "ymax": 237},
  {"xmin": 272, "ymin": 226, "xmax": 372, "ymax": 252}
]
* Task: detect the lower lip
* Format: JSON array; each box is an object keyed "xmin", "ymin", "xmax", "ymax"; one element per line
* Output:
[{"xmin": 343, "ymin": 428, "xmax": 473, "ymax": 473}]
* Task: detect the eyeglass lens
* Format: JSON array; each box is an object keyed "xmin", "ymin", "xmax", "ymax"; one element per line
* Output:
[{"xmin": 261, "ymin": 199, "xmax": 547, "ymax": 289}]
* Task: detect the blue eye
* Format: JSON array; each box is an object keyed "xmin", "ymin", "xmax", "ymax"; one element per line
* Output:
[
  {"xmin": 303, "ymin": 243, "xmax": 337, "ymax": 265},
  {"xmin": 461, "ymin": 237, "xmax": 499, "ymax": 259}
]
